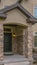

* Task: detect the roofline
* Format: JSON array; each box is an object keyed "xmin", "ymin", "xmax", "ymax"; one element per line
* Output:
[
  {"xmin": 17, "ymin": 3, "xmax": 34, "ymax": 18},
  {"xmin": 0, "ymin": 3, "xmax": 33, "ymax": 18},
  {"xmin": 0, "ymin": 3, "xmax": 17, "ymax": 13},
  {"xmin": 0, "ymin": 2, "xmax": 34, "ymax": 18},
  {"xmin": 27, "ymin": 18, "xmax": 37, "ymax": 24},
  {"xmin": 0, "ymin": 0, "xmax": 37, "ymax": 24}
]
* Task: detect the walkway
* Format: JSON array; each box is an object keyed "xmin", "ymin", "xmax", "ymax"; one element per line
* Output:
[{"xmin": 0, "ymin": 55, "xmax": 30, "ymax": 65}]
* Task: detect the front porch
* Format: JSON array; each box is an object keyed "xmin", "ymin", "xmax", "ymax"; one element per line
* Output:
[
  {"xmin": 3, "ymin": 24, "xmax": 28, "ymax": 56},
  {"xmin": 0, "ymin": 23, "xmax": 33, "ymax": 65},
  {"xmin": 0, "ymin": 55, "xmax": 30, "ymax": 65}
]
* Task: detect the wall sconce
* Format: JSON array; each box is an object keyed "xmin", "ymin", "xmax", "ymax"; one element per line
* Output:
[{"xmin": 13, "ymin": 33, "xmax": 16, "ymax": 37}]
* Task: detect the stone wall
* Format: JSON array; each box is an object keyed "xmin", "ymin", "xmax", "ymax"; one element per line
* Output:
[
  {"xmin": 0, "ymin": 24, "xmax": 3, "ymax": 61},
  {"xmin": 12, "ymin": 27, "xmax": 28, "ymax": 57},
  {"xmin": 17, "ymin": 35, "xmax": 23, "ymax": 55},
  {"xmin": 12, "ymin": 26, "xmax": 17, "ymax": 54},
  {"xmin": 12, "ymin": 37, "xmax": 17, "ymax": 54},
  {"xmin": 27, "ymin": 24, "xmax": 33, "ymax": 60},
  {"xmin": 12, "ymin": 27, "xmax": 23, "ymax": 55},
  {"xmin": 0, "ymin": 24, "xmax": 33, "ymax": 60},
  {"xmin": 23, "ymin": 28, "xmax": 28, "ymax": 57}
]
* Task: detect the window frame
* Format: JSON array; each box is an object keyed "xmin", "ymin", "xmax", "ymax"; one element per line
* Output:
[
  {"xmin": 34, "ymin": 33, "xmax": 37, "ymax": 48},
  {"xmin": 33, "ymin": 6, "xmax": 37, "ymax": 18}
]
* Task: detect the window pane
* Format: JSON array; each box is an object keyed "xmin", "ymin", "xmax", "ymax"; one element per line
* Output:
[
  {"xmin": 34, "ymin": 7, "xmax": 37, "ymax": 18},
  {"xmin": 34, "ymin": 36, "xmax": 37, "ymax": 47}
]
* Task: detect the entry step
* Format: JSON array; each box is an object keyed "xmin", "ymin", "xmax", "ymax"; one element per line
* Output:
[
  {"xmin": 4, "ymin": 62, "xmax": 30, "ymax": 65},
  {"xmin": 4, "ymin": 52, "xmax": 13, "ymax": 55}
]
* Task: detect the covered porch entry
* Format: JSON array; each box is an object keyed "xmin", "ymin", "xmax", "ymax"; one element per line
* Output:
[
  {"xmin": 3, "ymin": 24, "xmax": 28, "ymax": 56},
  {"xmin": 0, "ymin": 23, "xmax": 33, "ymax": 63}
]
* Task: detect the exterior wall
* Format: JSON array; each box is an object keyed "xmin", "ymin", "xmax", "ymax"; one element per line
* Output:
[
  {"xmin": 23, "ymin": 28, "xmax": 28, "ymax": 57},
  {"xmin": 2, "ymin": 9, "xmax": 28, "ymax": 26},
  {"xmin": 2, "ymin": 0, "xmax": 17, "ymax": 7},
  {"xmin": 0, "ymin": 24, "xmax": 4, "ymax": 60},
  {"xmin": 3, "ymin": 26, "xmax": 28, "ymax": 56},
  {"xmin": 0, "ymin": 0, "xmax": 37, "ymax": 15},
  {"xmin": 32, "ymin": 0, "xmax": 37, "ymax": 6},
  {"xmin": 32, "ymin": 24, "xmax": 37, "ymax": 35},
  {"xmin": 32, "ymin": 0, "xmax": 37, "ymax": 34},
  {"xmin": 32, "ymin": 0, "xmax": 37, "ymax": 48},
  {"xmin": 12, "ymin": 37, "xmax": 17, "ymax": 54},
  {"xmin": 16, "ymin": 27, "xmax": 23, "ymax": 55},
  {"xmin": 0, "ymin": 0, "xmax": 36, "ymax": 61},
  {"xmin": 0, "ymin": 0, "xmax": 33, "ymax": 14},
  {"xmin": 0, "ymin": 0, "xmax": 4, "ymax": 9},
  {"xmin": 21, "ymin": 0, "xmax": 33, "ymax": 15},
  {"xmin": 27, "ymin": 24, "xmax": 33, "ymax": 60}
]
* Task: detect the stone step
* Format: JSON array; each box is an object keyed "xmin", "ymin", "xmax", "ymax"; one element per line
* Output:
[{"xmin": 4, "ymin": 62, "xmax": 30, "ymax": 65}]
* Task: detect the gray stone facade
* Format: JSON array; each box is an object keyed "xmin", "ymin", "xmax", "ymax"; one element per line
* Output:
[
  {"xmin": 0, "ymin": 24, "xmax": 34, "ymax": 64},
  {"xmin": 23, "ymin": 28, "xmax": 28, "ymax": 58},
  {"xmin": 0, "ymin": 24, "xmax": 33, "ymax": 61},
  {"xmin": 0, "ymin": 24, "xmax": 4, "ymax": 61},
  {"xmin": 27, "ymin": 24, "xmax": 33, "ymax": 59}
]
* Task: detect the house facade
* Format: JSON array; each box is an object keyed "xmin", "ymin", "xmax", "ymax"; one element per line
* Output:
[{"xmin": 0, "ymin": 0, "xmax": 37, "ymax": 63}]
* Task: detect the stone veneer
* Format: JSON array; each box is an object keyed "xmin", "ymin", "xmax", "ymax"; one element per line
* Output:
[
  {"xmin": 23, "ymin": 24, "xmax": 33, "ymax": 59},
  {"xmin": 17, "ymin": 35, "xmax": 23, "ymax": 55},
  {"xmin": 9, "ymin": 25, "xmax": 33, "ymax": 59},
  {"xmin": 27, "ymin": 24, "xmax": 33, "ymax": 59},
  {"xmin": 0, "ymin": 24, "xmax": 33, "ymax": 61},
  {"xmin": 23, "ymin": 28, "xmax": 28, "ymax": 57},
  {"xmin": 12, "ymin": 27, "xmax": 28, "ymax": 56},
  {"xmin": 12, "ymin": 37, "xmax": 17, "ymax": 54},
  {"xmin": 0, "ymin": 24, "xmax": 3, "ymax": 61},
  {"xmin": 12, "ymin": 27, "xmax": 23, "ymax": 55}
]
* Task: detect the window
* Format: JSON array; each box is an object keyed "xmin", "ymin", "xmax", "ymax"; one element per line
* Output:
[
  {"xmin": 34, "ymin": 33, "xmax": 37, "ymax": 47},
  {"xmin": 34, "ymin": 6, "xmax": 37, "ymax": 18}
]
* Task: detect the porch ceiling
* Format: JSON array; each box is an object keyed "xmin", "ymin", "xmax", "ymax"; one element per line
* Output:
[
  {"xmin": 3, "ymin": 23, "xmax": 27, "ymax": 28},
  {"xmin": 3, "ymin": 24, "xmax": 27, "ymax": 29}
]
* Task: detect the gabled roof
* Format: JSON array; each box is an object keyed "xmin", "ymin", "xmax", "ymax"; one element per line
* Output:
[{"xmin": 0, "ymin": 0, "xmax": 37, "ymax": 24}]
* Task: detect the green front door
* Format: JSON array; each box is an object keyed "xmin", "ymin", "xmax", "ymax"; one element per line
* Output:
[{"xmin": 4, "ymin": 33, "xmax": 12, "ymax": 53}]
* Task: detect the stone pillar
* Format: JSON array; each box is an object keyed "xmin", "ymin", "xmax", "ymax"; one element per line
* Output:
[
  {"xmin": 12, "ymin": 37, "xmax": 17, "ymax": 54},
  {"xmin": 27, "ymin": 24, "xmax": 33, "ymax": 60},
  {"xmin": 0, "ymin": 24, "xmax": 4, "ymax": 61},
  {"xmin": 23, "ymin": 28, "xmax": 28, "ymax": 57},
  {"xmin": 17, "ymin": 29, "xmax": 23, "ymax": 55}
]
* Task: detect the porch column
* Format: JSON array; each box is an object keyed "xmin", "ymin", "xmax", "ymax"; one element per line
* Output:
[
  {"xmin": 23, "ymin": 28, "xmax": 28, "ymax": 57},
  {"xmin": 27, "ymin": 24, "xmax": 33, "ymax": 60},
  {"xmin": 0, "ymin": 24, "xmax": 4, "ymax": 61}
]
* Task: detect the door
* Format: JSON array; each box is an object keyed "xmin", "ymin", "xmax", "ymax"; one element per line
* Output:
[{"xmin": 4, "ymin": 33, "xmax": 12, "ymax": 54}]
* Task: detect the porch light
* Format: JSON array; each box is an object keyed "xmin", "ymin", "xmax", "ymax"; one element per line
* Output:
[{"xmin": 13, "ymin": 33, "xmax": 16, "ymax": 37}]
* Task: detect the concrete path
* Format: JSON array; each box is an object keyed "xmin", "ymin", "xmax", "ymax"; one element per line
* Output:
[
  {"xmin": 0, "ymin": 55, "xmax": 30, "ymax": 65},
  {"xmin": 5, "ymin": 62, "xmax": 29, "ymax": 65}
]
